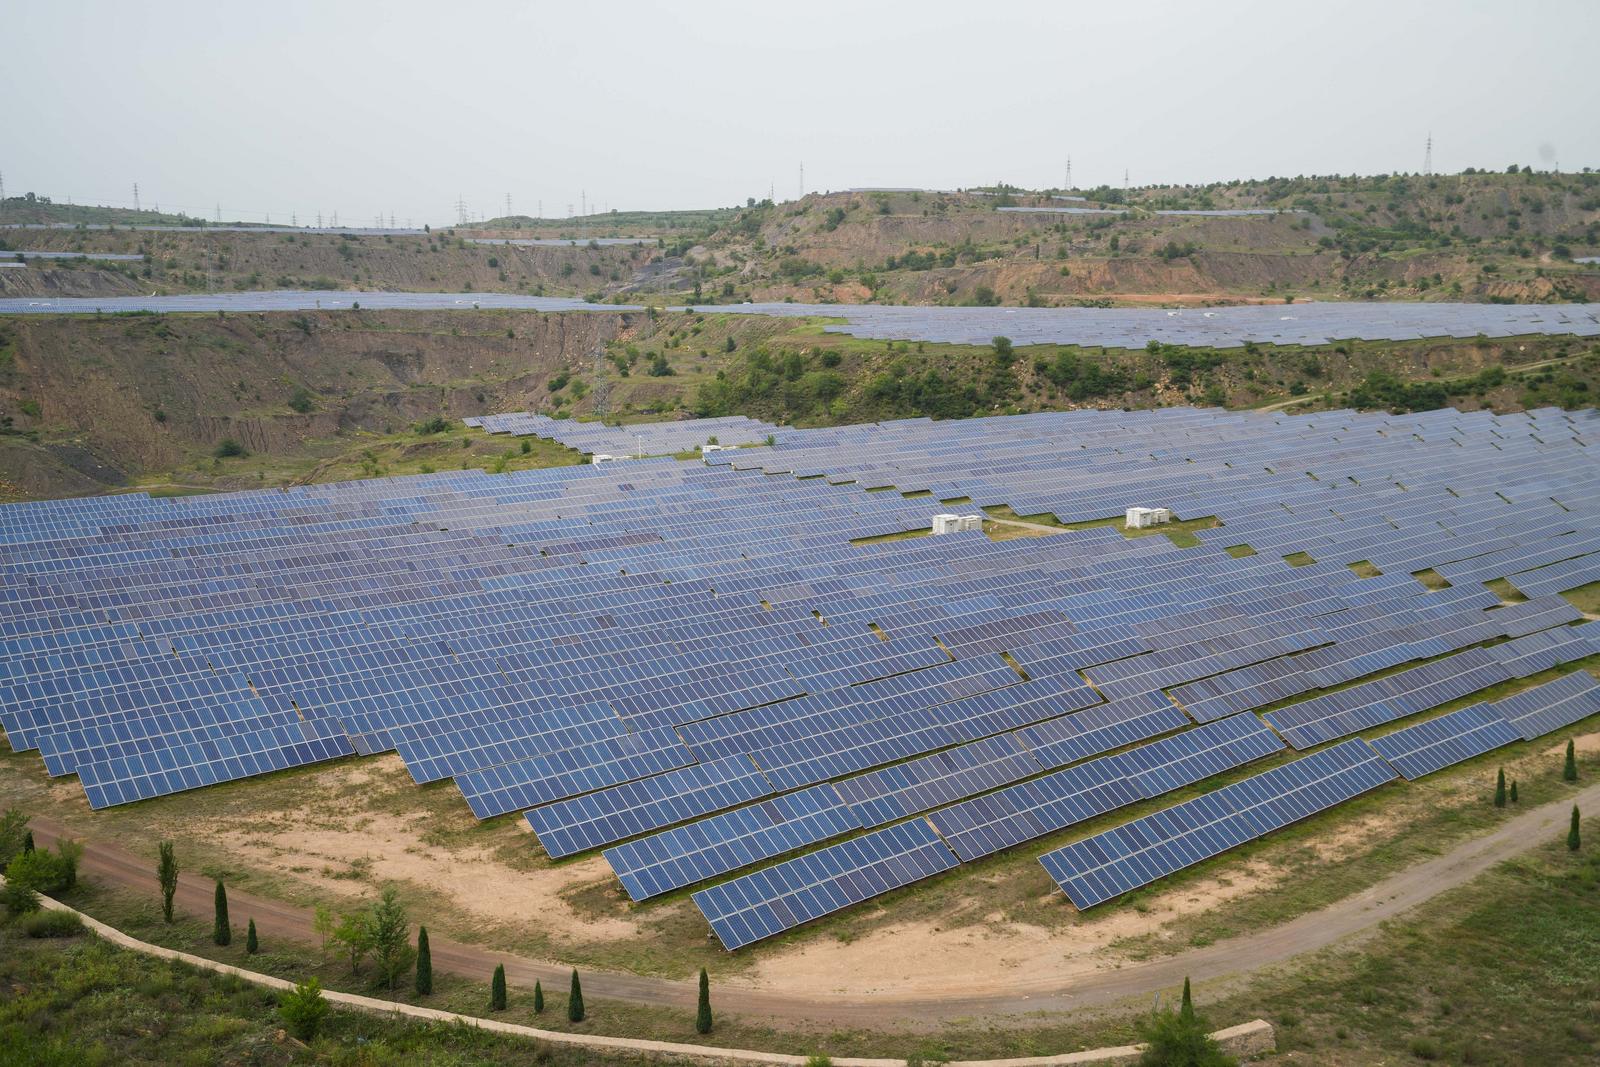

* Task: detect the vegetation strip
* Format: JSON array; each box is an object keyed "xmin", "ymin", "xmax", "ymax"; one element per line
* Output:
[{"xmin": 0, "ymin": 873, "xmax": 1269, "ymax": 1067}]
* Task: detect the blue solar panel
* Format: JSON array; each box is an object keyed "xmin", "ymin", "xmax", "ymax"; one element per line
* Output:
[
  {"xmin": 691, "ymin": 819, "xmax": 958, "ymax": 950},
  {"xmin": 603, "ymin": 784, "xmax": 865, "ymax": 901},
  {"xmin": 1367, "ymin": 703, "xmax": 1523, "ymax": 780},
  {"xmin": 1489, "ymin": 672, "xmax": 1600, "ymax": 740},
  {"xmin": 1038, "ymin": 739, "xmax": 1397, "ymax": 908},
  {"xmin": 931, "ymin": 713, "xmax": 1283, "ymax": 861},
  {"xmin": 524, "ymin": 755, "xmax": 775, "ymax": 857}
]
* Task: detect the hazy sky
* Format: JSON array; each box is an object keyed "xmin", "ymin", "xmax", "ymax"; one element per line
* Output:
[{"xmin": 4, "ymin": 0, "xmax": 1595, "ymax": 225}]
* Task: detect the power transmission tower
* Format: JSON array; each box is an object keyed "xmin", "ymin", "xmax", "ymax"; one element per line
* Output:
[
  {"xmin": 1424, "ymin": 132, "xmax": 1433, "ymax": 177},
  {"xmin": 0, "ymin": 171, "xmax": 6, "ymax": 222},
  {"xmin": 216, "ymin": 202, "xmax": 222, "ymax": 223},
  {"xmin": 316, "ymin": 211, "xmax": 323, "ymax": 228},
  {"xmin": 389, "ymin": 212, "xmax": 395, "ymax": 229},
  {"xmin": 291, "ymin": 213, "xmax": 297, "ymax": 227},
  {"xmin": 581, "ymin": 190, "xmax": 587, "ymax": 216},
  {"xmin": 455, "ymin": 194, "xmax": 468, "ymax": 226},
  {"xmin": 133, "ymin": 183, "xmax": 141, "ymax": 213},
  {"xmin": 798, "ymin": 162, "xmax": 804, "ymax": 200},
  {"xmin": 1065, "ymin": 156, "xmax": 1072, "ymax": 191},
  {"xmin": 1123, "ymin": 168, "xmax": 1129, "ymax": 193},
  {"xmin": 505, "ymin": 192, "xmax": 513, "ymax": 218},
  {"xmin": 537, "ymin": 199, "xmax": 542, "ymax": 220}
]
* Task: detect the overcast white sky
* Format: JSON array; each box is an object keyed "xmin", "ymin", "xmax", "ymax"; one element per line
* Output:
[{"xmin": 3, "ymin": 0, "xmax": 1595, "ymax": 226}]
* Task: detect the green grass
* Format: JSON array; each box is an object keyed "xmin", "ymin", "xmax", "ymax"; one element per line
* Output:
[
  {"xmin": 1056, "ymin": 512, "xmax": 1222, "ymax": 548},
  {"xmin": 1562, "ymin": 580, "xmax": 1600, "ymax": 616}
]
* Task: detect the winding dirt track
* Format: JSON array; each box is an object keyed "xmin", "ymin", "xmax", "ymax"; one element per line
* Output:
[{"xmin": 29, "ymin": 782, "xmax": 1600, "ymax": 1028}]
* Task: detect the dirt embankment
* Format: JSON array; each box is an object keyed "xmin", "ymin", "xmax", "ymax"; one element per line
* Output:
[
  {"xmin": 0, "ymin": 229, "xmax": 659, "ymax": 300},
  {"xmin": 0, "ymin": 309, "xmax": 631, "ymax": 495}
]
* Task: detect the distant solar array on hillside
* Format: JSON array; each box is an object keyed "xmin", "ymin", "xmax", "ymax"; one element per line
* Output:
[
  {"xmin": 2, "ymin": 405, "xmax": 1599, "ymax": 950},
  {"xmin": 2, "ymin": 291, "xmax": 1597, "ymax": 354},
  {"xmin": 465, "ymin": 414, "xmax": 780, "ymax": 456}
]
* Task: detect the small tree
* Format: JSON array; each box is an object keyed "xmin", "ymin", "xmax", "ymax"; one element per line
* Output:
[
  {"xmin": 157, "ymin": 841, "xmax": 179, "ymax": 923},
  {"xmin": 313, "ymin": 904, "xmax": 336, "ymax": 955},
  {"xmin": 1510, "ymin": 780, "xmax": 1519, "ymax": 803},
  {"xmin": 415, "ymin": 926, "xmax": 432, "ymax": 996},
  {"xmin": 696, "ymin": 967, "xmax": 713, "ymax": 1034},
  {"xmin": 333, "ymin": 911, "xmax": 373, "ymax": 974},
  {"xmin": 534, "ymin": 980, "xmax": 545, "ymax": 1014},
  {"xmin": 0, "ymin": 809, "xmax": 27, "ymax": 873},
  {"xmin": 246, "ymin": 919, "xmax": 259, "ymax": 954},
  {"xmin": 279, "ymin": 977, "xmax": 330, "ymax": 1041},
  {"xmin": 1494, "ymin": 768, "xmax": 1507, "ymax": 808},
  {"xmin": 1564, "ymin": 739, "xmax": 1578, "ymax": 782},
  {"xmin": 1569, "ymin": 805, "xmax": 1582, "ymax": 852},
  {"xmin": 1136, "ymin": 975, "xmax": 1236, "ymax": 1067},
  {"xmin": 369, "ymin": 887, "xmax": 414, "ymax": 991},
  {"xmin": 1180, "ymin": 977, "xmax": 1194, "ymax": 1022},
  {"xmin": 568, "ymin": 968, "xmax": 585, "ymax": 1022},
  {"xmin": 490, "ymin": 964, "xmax": 507, "ymax": 1011},
  {"xmin": 212, "ymin": 880, "xmax": 231, "ymax": 946},
  {"xmin": 20, "ymin": 831, "xmax": 33, "ymax": 855}
]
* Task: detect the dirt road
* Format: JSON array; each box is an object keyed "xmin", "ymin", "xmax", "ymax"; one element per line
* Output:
[{"xmin": 28, "ymin": 781, "xmax": 1600, "ymax": 1028}]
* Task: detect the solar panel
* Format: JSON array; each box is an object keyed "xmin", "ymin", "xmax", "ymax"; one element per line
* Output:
[
  {"xmin": 524, "ymin": 755, "xmax": 774, "ymax": 858},
  {"xmin": 1038, "ymin": 739, "xmax": 1397, "ymax": 908},
  {"xmin": 691, "ymin": 819, "xmax": 958, "ymax": 950},
  {"xmin": 1367, "ymin": 703, "xmax": 1523, "ymax": 780},
  {"xmin": 1489, "ymin": 672, "xmax": 1600, "ymax": 740},
  {"xmin": 931, "ymin": 712, "xmax": 1283, "ymax": 861}
]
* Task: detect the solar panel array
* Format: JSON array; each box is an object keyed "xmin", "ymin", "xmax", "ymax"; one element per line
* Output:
[
  {"xmin": 2, "ymin": 403, "xmax": 1599, "ymax": 949},
  {"xmin": 3, "ymin": 291, "xmax": 1597, "ymax": 353},
  {"xmin": 1038, "ymin": 739, "xmax": 1399, "ymax": 908},
  {"xmin": 464, "ymin": 413, "xmax": 781, "ymax": 456}
]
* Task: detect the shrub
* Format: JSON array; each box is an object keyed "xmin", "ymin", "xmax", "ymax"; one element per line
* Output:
[
  {"xmin": 279, "ymin": 977, "xmax": 329, "ymax": 1041},
  {"xmin": 246, "ymin": 918, "xmax": 259, "ymax": 954},
  {"xmin": 22, "ymin": 909, "xmax": 83, "ymax": 938},
  {"xmin": 213, "ymin": 438, "xmax": 247, "ymax": 459},
  {"xmin": 415, "ymin": 416, "xmax": 451, "ymax": 435},
  {"xmin": 1564, "ymin": 739, "xmax": 1578, "ymax": 781},
  {"xmin": 1570, "ymin": 805, "xmax": 1581, "ymax": 851},
  {"xmin": 1, "ymin": 880, "xmax": 39, "ymax": 916},
  {"xmin": 1494, "ymin": 767, "xmax": 1507, "ymax": 807},
  {"xmin": 534, "ymin": 979, "xmax": 544, "ymax": 1014},
  {"xmin": 5, "ymin": 844, "xmax": 77, "ymax": 896},
  {"xmin": 287, "ymin": 387, "xmax": 315, "ymax": 414}
]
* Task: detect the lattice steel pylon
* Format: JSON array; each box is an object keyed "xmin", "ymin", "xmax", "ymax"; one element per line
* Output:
[{"xmin": 1424, "ymin": 132, "xmax": 1433, "ymax": 177}]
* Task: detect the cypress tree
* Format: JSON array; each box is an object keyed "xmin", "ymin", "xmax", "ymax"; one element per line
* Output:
[
  {"xmin": 1179, "ymin": 976, "xmax": 1195, "ymax": 1023},
  {"xmin": 1569, "ymin": 805, "xmax": 1582, "ymax": 852},
  {"xmin": 21, "ymin": 831, "xmax": 34, "ymax": 855},
  {"xmin": 415, "ymin": 927, "xmax": 432, "ymax": 997},
  {"xmin": 212, "ymin": 880, "xmax": 231, "ymax": 946},
  {"xmin": 1510, "ymin": 780, "xmax": 1519, "ymax": 803},
  {"xmin": 534, "ymin": 980, "xmax": 545, "ymax": 1014},
  {"xmin": 157, "ymin": 841, "xmax": 179, "ymax": 924},
  {"xmin": 568, "ymin": 968, "xmax": 585, "ymax": 1022},
  {"xmin": 1494, "ymin": 767, "xmax": 1507, "ymax": 807},
  {"xmin": 246, "ymin": 918, "xmax": 259, "ymax": 954},
  {"xmin": 696, "ymin": 967, "xmax": 712, "ymax": 1034},
  {"xmin": 490, "ymin": 964, "xmax": 507, "ymax": 1011},
  {"xmin": 1564, "ymin": 739, "xmax": 1578, "ymax": 782}
]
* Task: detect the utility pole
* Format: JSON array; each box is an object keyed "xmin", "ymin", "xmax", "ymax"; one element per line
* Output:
[
  {"xmin": 133, "ymin": 182, "xmax": 141, "ymax": 213},
  {"xmin": 1424, "ymin": 132, "xmax": 1433, "ymax": 177}
]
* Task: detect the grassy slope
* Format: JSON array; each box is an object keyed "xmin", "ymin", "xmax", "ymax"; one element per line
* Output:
[{"xmin": 0, "ymin": 916, "xmax": 659, "ymax": 1067}]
